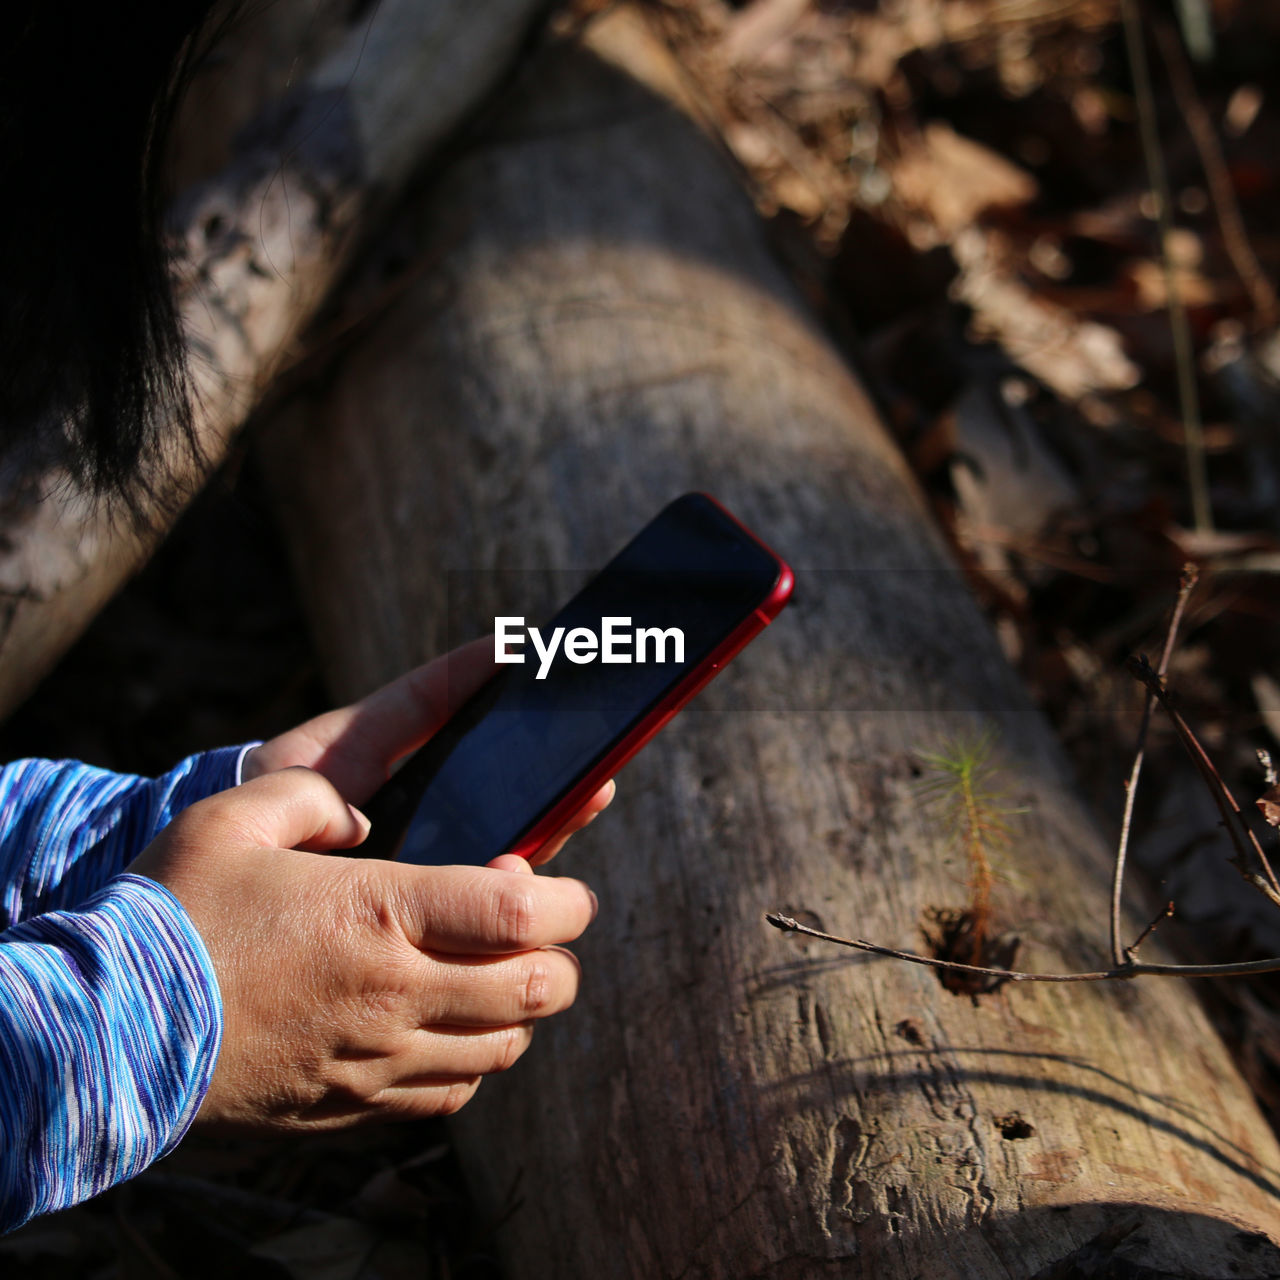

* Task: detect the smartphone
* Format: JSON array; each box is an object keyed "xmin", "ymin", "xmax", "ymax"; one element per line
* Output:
[{"xmin": 360, "ymin": 492, "xmax": 793, "ymax": 866}]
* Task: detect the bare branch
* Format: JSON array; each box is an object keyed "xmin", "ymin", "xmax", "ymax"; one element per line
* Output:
[
  {"xmin": 1126, "ymin": 900, "xmax": 1174, "ymax": 960},
  {"xmin": 1127, "ymin": 655, "xmax": 1280, "ymax": 908},
  {"xmin": 1110, "ymin": 563, "xmax": 1197, "ymax": 965},
  {"xmin": 765, "ymin": 913, "xmax": 1280, "ymax": 982}
]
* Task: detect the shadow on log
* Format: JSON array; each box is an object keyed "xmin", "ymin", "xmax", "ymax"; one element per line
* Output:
[{"xmin": 257, "ymin": 10, "xmax": 1280, "ymax": 1277}]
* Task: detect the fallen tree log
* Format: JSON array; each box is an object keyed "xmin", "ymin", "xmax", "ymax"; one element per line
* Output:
[
  {"xmin": 0, "ymin": 0, "xmax": 549, "ymax": 720},
  {"xmin": 257, "ymin": 11, "xmax": 1280, "ymax": 1277}
]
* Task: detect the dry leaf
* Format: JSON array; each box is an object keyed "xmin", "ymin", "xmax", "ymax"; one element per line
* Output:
[
  {"xmin": 1258, "ymin": 786, "xmax": 1280, "ymax": 829},
  {"xmin": 890, "ymin": 122, "xmax": 1038, "ymax": 234}
]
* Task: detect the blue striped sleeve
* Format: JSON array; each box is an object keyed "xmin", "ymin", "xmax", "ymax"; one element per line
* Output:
[
  {"xmin": 0, "ymin": 873, "xmax": 221, "ymax": 1230},
  {"xmin": 0, "ymin": 745, "xmax": 253, "ymax": 928},
  {"xmin": 0, "ymin": 744, "xmax": 258, "ymax": 1232}
]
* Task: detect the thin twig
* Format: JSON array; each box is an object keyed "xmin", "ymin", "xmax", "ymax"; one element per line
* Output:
[
  {"xmin": 765, "ymin": 912, "xmax": 1280, "ymax": 981},
  {"xmin": 1121, "ymin": 0, "xmax": 1213, "ymax": 533},
  {"xmin": 1153, "ymin": 17, "xmax": 1279, "ymax": 330},
  {"xmin": 1128, "ymin": 657, "xmax": 1280, "ymax": 907},
  {"xmin": 1127, "ymin": 900, "xmax": 1174, "ymax": 959},
  {"xmin": 1110, "ymin": 563, "xmax": 1197, "ymax": 965}
]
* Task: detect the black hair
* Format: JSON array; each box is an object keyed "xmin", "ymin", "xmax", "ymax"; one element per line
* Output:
[{"xmin": 0, "ymin": 2, "xmax": 225, "ymax": 523}]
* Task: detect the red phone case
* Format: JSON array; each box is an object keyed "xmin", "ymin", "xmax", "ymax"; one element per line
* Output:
[{"xmin": 505, "ymin": 493, "xmax": 793, "ymax": 860}]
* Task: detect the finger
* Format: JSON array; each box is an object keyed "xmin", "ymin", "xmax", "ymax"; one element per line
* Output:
[
  {"xmin": 391, "ymin": 864, "xmax": 597, "ymax": 954},
  {"xmin": 213, "ymin": 767, "xmax": 371, "ymax": 853},
  {"xmin": 364, "ymin": 1077, "xmax": 482, "ymax": 1122},
  {"xmin": 405, "ymin": 1022, "xmax": 535, "ymax": 1077},
  {"xmin": 527, "ymin": 779, "xmax": 616, "ymax": 867},
  {"xmin": 321, "ymin": 1024, "xmax": 535, "ymax": 1105},
  {"xmin": 297, "ymin": 1077, "xmax": 483, "ymax": 1127},
  {"xmin": 415, "ymin": 947, "xmax": 582, "ymax": 1027},
  {"xmin": 253, "ymin": 639, "xmax": 498, "ymax": 800}
]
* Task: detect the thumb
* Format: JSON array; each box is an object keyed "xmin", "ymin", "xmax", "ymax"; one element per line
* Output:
[
  {"xmin": 486, "ymin": 853, "xmax": 534, "ymax": 875},
  {"xmin": 229, "ymin": 766, "xmax": 371, "ymax": 853}
]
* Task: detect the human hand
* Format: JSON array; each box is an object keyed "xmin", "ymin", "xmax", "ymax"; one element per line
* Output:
[
  {"xmin": 128, "ymin": 767, "xmax": 597, "ymax": 1130},
  {"xmin": 240, "ymin": 639, "xmax": 614, "ymax": 865}
]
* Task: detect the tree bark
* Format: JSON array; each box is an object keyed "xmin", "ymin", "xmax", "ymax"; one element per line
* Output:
[
  {"xmin": 257, "ymin": 11, "xmax": 1280, "ymax": 1277},
  {"xmin": 0, "ymin": 0, "xmax": 549, "ymax": 720}
]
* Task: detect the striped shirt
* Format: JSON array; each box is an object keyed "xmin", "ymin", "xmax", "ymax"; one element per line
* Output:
[{"xmin": 0, "ymin": 745, "xmax": 252, "ymax": 1231}]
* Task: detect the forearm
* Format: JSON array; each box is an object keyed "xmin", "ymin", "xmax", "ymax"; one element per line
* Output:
[{"xmin": 0, "ymin": 874, "xmax": 221, "ymax": 1232}]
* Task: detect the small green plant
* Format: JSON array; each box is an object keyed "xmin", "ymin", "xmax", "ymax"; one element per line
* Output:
[{"xmin": 916, "ymin": 728, "xmax": 1025, "ymax": 988}]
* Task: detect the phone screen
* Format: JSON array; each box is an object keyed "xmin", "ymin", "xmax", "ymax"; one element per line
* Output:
[{"xmin": 388, "ymin": 494, "xmax": 786, "ymax": 866}]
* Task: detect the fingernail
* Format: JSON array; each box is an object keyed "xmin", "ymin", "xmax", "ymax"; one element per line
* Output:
[
  {"xmin": 587, "ymin": 887, "xmax": 599, "ymax": 921},
  {"xmin": 348, "ymin": 804, "xmax": 372, "ymax": 839}
]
